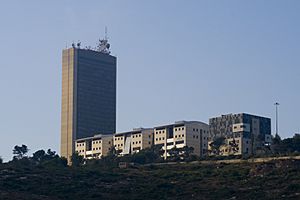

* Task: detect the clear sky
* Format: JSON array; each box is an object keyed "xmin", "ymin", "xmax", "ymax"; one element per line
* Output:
[{"xmin": 0, "ymin": 1, "xmax": 299, "ymax": 161}]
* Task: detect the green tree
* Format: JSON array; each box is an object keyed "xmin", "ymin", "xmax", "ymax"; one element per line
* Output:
[
  {"xmin": 168, "ymin": 146, "xmax": 181, "ymax": 161},
  {"xmin": 46, "ymin": 149, "xmax": 57, "ymax": 158},
  {"xmin": 32, "ymin": 149, "xmax": 46, "ymax": 162},
  {"xmin": 71, "ymin": 152, "xmax": 84, "ymax": 167},
  {"xmin": 181, "ymin": 146, "xmax": 195, "ymax": 161},
  {"xmin": 13, "ymin": 144, "xmax": 29, "ymax": 160},
  {"xmin": 209, "ymin": 137, "xmax": 226, "ymax": 155},
  {"xmin": 228, "ymin": 139, "xmax": 239, "ymax": 154},
  {"xmin": 130, "ymin": 147, "xmax": 162, "ymax": 164}
]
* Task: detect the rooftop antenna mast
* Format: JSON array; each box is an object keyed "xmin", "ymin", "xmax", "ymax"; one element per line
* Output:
[
  {"xmin": 97, "ymin": 26, "xmax": 111, "ymax": 54},
  {"xmin": 105, "ymin": 26, "xmax": 108, "ymax": 40}
]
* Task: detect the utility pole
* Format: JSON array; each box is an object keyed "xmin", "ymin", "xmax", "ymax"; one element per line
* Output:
[{"xmin": 274, "ymin": 102, "xmax": 280, "ymax": 137}]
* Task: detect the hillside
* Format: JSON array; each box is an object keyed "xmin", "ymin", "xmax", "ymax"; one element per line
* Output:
[{"xmin": 0, "ymin": 159, "xmax": 300, "ymax": 200}]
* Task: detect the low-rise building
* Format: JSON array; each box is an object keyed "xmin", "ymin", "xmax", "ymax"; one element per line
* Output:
[
  {"xmin": 75, "ymin": 134, "xmax": 113, "ymax": 159},
  {"xmin": 114, "ymin": 128, "xmax": 154, "ymax": 155},
  {"xmin": 154, "ymin": 121, "xmax": 209, "ymax": 159},
  {"xmin": 209, "ymin": 113, "xmax": 272, "ymax": 156}
]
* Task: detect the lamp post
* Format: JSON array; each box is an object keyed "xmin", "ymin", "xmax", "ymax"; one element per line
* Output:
[{"xmin": 274, "ymin": 102, "xmax": 280, "ymax": 137}]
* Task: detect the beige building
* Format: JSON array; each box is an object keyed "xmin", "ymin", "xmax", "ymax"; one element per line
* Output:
[
  {"xmin": 75, "ymin": 134, "xmax": 113, "ymax": 159},
  {"xmin": 114, "ymin": 128, "xmax": 154, "ymax": 155},
  {"xmin": 154, "ymin": 121, "xmax": 209, "ymax": 159}
]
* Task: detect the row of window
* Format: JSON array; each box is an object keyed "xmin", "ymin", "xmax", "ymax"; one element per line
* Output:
[
  {"xmin": 77, "ymin": 143, "xmax": 85, "ymax": 147},
  {"xmin": 115, "ymin": 137, "xmax": 123, "ymax": 141},
  {"xmin": 156, "ymin": 137, "xmax": 165, "ymax": 141},
  {"xmin": 155, "ymin": 130, "xmax": 165, "ymax": 134},
  {"xmin": 115, "ymin": 144, "xmax": 123, "ymax": 147},
  {"xmin": 93, "ymin": 147, "xmax": 101, "ymax": 151},
  {"xmin": 175, "ymin": 134, "xmax": 184, "ymax": 138},
  {"xmin": 174, "ymin": 127, "xmax": 185, "ymax": 131},
  {"xmin": 132, "ymin": 134, "xmax": 142, "ymax": 138},
  {"xmin": 192, "ymin": 128, "xmax": 206, "ymax": 133},
  {"xmin": 192, "ymin": 135, "xmax": 199, "ymax": 139},
  {"xmin": 132, "ymin": 141, "xmax": 142, "ymax": 144},
  {"xmin": 93, "ymin": 140, "xmax": 101, "ymax": 144}
]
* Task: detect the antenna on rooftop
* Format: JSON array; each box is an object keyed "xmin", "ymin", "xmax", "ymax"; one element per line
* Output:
[
  {"xmin": 96, "ymin": 26, "xmax": 111, "ymax": 54},
  {"xmin": 105, "ymin": 26, "xmax": 108, "ymax": 40}
]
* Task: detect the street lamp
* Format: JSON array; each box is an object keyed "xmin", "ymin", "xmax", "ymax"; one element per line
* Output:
[{"xmin": 274, "ymin": 102, "xmax": 280, "ymax": 137}]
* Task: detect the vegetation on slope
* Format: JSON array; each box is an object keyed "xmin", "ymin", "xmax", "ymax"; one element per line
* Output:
[{"xmin": 1, "ymin": 157, "xmax": 300, "ymax": 200}]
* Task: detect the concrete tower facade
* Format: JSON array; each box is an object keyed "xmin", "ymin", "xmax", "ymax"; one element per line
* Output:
[{"xmin": 60, "ymin": 46, "xmax": 116, "ymax": 161}]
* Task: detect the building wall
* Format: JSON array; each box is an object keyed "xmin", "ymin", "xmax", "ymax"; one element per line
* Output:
[
  {"xmin": 131, "ymin": 129, "xmax": 153, "ymax": 153},
  {"xmin": 154, "ymin": 128, "xmax": 168, "ymax": 145},
  {"xmin": 76, "ymin": 141, "xmax": 86, "ymax": 157},
  {"xmin": 76, "ymin": 49, "xmax": 116, "ymax": 138},
  {"xmin": 61, "ymin": 48, "xmax": 76, "ymax": 161},
  {"xmin": 114, "ymin": 135, "xmax": 125, "ymax": 153},
  {"xmin": 156, "ymin": 122, "xmax": 209, "ymax": 159},
  {"xmin": 75, "ymin": 135, "xmax": 113, "ymax": 159}
]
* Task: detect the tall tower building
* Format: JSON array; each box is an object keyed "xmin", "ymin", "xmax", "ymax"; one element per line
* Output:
[{"xmin": 60, "ymin": 40, "xmax": 116, "ymax": 161}]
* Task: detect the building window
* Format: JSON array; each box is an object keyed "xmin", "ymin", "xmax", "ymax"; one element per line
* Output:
[
  {"xmin": 193, "ymin": 135, "xmax": 195, "ymax": 138},
  {"xmin": 148, "ymin": 141, "xmax": 151, "ymax": 144},
  {"xmin": 156, "ymin": 138, "xmax": 158, "ymax": 141},
  {"xmin": 133, "ymin": 135, "xmax": 135, "ymax": 138},
  {"xmin": 175, "ymin": 128, "xmax": 177, "ymax": 131},
  {"xmin": 182, "ymin": 134, "xmax": 184, "ymax": 137},
  {"xmin": 193, "ymin": 128, "xmax": 195, "ymax": 131},
  {"xmin": 196, "ymin": 129, "xmax": 198, "ymax": 132},
  {"xmin": 108, "ymin": 141, "xmax": 111, "ymax": 144},
  {"xmin": 139, "ymin": 141, "xmax": 141, "ymax": 144},
  {"xmin": 182, "ymin": 127, "xmax": 184, "ymax": 130},
  {"xmin": 196, "ymin": 136, "xmax": 198, "ymax": 139},
  {"xmin": 162, "ymin": 137, "xmax": 164, "ymax": 140}
]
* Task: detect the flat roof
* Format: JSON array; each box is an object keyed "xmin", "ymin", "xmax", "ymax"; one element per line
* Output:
[
  {"xmin": 76, "ymin": 134, "xmax": 113, "ymax": 142},
  {"xmin": 114, "ymin": 128, "xmax": 153, "ymax": 136},
  {"xmin": 154, "ymin": 121, "xmax": 208, "ymax": 129}
]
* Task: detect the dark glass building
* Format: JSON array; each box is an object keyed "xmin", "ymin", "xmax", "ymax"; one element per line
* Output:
[
  {"xmin": 209, "ymin": 113, "xmax": 271, "ymax": 140},
  {"xmin": 60, "ymin": 46, "xmax": 116, "ymax": 161}
]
